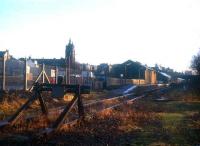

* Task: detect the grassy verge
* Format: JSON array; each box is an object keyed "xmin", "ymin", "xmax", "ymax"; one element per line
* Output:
[{"xmin": 126, "ymin": 87, "xmax": 200, "ymax": 145}]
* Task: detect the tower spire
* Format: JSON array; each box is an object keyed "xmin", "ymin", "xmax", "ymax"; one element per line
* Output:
[{"xmin": 65, "ymin": 39, "xmax": 75, "ymax": 84}]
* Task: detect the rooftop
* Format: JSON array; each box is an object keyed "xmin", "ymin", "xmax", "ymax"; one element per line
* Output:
[
  {"xmin": 0, "ymin": 51, "xmax": 6, "ymax": 57},
  {"xmin": 0, "ymin": 50, "xmax": 9, "ymax": 58}
]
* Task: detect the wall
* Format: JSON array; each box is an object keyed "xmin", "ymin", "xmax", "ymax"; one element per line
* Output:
[
  {"xmin": 106, "ymin": 77, "xmax": 145, "ymax": 86},
  {"xmin": 145, "ymin": 69, "xmax": 157, "ymax": 84}
]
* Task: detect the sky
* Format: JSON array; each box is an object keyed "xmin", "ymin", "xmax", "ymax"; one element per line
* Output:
[{"xmin": 0, "ymin": 0, "xmax": 200, "ymax": 72}]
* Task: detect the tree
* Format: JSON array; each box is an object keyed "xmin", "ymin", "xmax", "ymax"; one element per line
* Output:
[{"xmin": 191, "ymin": 50, "xmax": 200, "ymax": 75}]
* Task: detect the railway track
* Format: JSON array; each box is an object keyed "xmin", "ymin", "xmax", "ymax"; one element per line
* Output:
[
  {"xmin": 0, "ymin": 85, "xmax": 169, "ymax": 137},
  {"xmin": 44, "ymin": 85, "xmax": 168, "ymax": 133},
  {"xmin": 46, "ymin": 85, "xmax": 162, "ymax": 116}
]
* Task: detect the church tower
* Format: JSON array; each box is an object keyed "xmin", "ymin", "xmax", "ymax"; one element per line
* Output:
[
  {"xmin": 65, "ymin": 39, "xmax": 75, "ymax": 67},
  {"xmin": 65, "ymin": 39, "xmax": 75, "ymax": 84}
]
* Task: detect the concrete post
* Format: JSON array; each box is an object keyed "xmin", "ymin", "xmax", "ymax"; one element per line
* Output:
[
  {"xmin": 65, "ymin": 65, "xmax": 67, "ymax": 84},
  {"xmin": 68, "ymin": 58, "xmax": 70, "ymax": 84},
  {"xmin": 139, "ymin": 69, "xmax": 141, "ymax": 85},
  {"xmin": 55, "ymin": 66, "xmax": 58, "ymax": 84},
  {"xmin": 2, "ymin": 55, "xmax": 6, "ymax": 90},
  {"xmin": 24, "ymin": 59, "xmax": 27, "ymax": 91},
  {"xmin": 42, "ymin": 64, "xmax": 45, "ymax": 83}
]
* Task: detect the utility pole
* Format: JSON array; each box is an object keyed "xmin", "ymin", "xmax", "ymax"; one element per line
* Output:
[
  {"xmin": 125, "ymin": 65, "xmax": 127, "ymax": 85},
  {"xmin": 2, "ymin": 54, "xmax": 6, "ymax": 90},
  {"xmin": 65, "ymin": 58, "xmax": 68, "ymax": 84},
  {"xmin": 24, "ymin": 58, "xmax": 27, "ymax": 91},
  {"xmin": 138, "ymin": 67, "xmax": 143, "ymax": 85},
  {"xmin": 55, "ymin": 66, "xmax": 58, "ymax": 84},
  {"xmin": 66, "ymin": 57, "xmax": 71, "ymax": 85},
  {"xmin": 68, "ymin": 57, "xmax": 71, "ymax": 84},
  {"xmin": 124, "ymin": 63, "xmax": 131, "ymax": 85},
  {"xmin": 139, "ymin": 69, "xmax": 141, "ymax": 85}
]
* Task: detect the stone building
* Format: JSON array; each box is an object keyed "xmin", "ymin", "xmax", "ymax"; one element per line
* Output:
[
  {"xmin": 0, "ymin": 50, "xmax": 10, "ymax": 90},
  {"xmin": 145, "ymin": 68, "xmax": 157, "ymax": 84},
  {"xmin": 0, "ymin": 50, "xmax": 25, "ymax": 90}
]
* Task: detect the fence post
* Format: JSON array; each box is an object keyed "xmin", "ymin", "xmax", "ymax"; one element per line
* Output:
[
  {"xmin": 55, "ymin": 66, "xmax": 58, "ymax": 84},
  {"xmin": 2, "ymin": 55, "xmax": 6, "ymax": 90},
  {"xmin": 77, "ymin": 85, "xmax": 84, "ymax": 118},
  {"xmin": 24, "ymin": 58, "xmax": 27, "ymax": 91},
  {"xmin": 42, "ymin": 64, "xmax": 45, "ymax": 83},
  {"xmin": 65, "ymin": 57, "xmax": 72, "ymax": 85},
  {"xmin": 65, "ymin": 65, "xmax": 67, "ymax": 84}
]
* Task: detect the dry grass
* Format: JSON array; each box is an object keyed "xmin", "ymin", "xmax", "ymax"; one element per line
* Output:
[
  {"xmin": 51, "ymin": 105, "xmax": 162, "ymax": 146},
  {"xmin": 49, "ymin": 86, "xmax": 200, "ymax": 146},
  {"xmin": 0, "ymin": 86, "xmax": 200, "ymax": 146},
  {"xmin": 0, "ymin": 98, "xmax": 26, "ymax": 120}
]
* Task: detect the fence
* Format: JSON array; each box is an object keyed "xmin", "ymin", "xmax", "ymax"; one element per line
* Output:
[
  {"xmin": 0, "ymin": 58, "xmax": 24, "ymax": 90},
  {"xmin": 0, "ymin": 58, "xmax": 100, "ymax": 91},
  {"xmin": 106, "ymin": 77, "xmax": 145, "ymax": 86},
  {"xmin": 0, "ymin": 58, "xmax": 150, "ymax": 91}
]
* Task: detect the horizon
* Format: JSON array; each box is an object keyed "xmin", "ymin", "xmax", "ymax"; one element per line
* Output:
[{"xmin": 1, "ymin": 0, "xmax": 200, "ymax": 72}]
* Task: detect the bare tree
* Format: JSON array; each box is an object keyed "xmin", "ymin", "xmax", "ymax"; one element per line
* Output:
[{"xmin": 191, "ymin": 50, "xmax": 200, "ymax": 75}]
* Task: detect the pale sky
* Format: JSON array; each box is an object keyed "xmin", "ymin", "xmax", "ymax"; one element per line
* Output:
[{"xmin": 0, "ymin": 0, "xmax": 200, "ymax": 72}]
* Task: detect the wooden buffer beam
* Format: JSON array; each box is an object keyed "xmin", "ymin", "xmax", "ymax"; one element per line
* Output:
[{"xmin": 0, "ymin": 82, "xmax": 90, "ymax": 132}]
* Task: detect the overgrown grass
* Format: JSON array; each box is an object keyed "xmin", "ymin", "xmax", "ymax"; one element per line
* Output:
[
  {"xmin": 52, "ymin": 86, "xmax": 200, "ymax": 146},
  {"xmin": 0, "ymin": 86, "xmax": 200, "ymax": 146},
  {"xmin": 129, "ymin": 86, "xmax": 200, "ymax": 145}
]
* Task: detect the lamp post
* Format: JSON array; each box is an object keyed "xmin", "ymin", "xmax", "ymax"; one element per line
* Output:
[
  {"xmin": 120, "ymin": 74, "xmax": 123, "ymax": 85},
  {"xmin": 124, "ymin": 63, "xmax": 131, "ymax": 85},
  {"xmin": 138, "ymin": 68, "xmax": 142, "ymax": 85}
]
